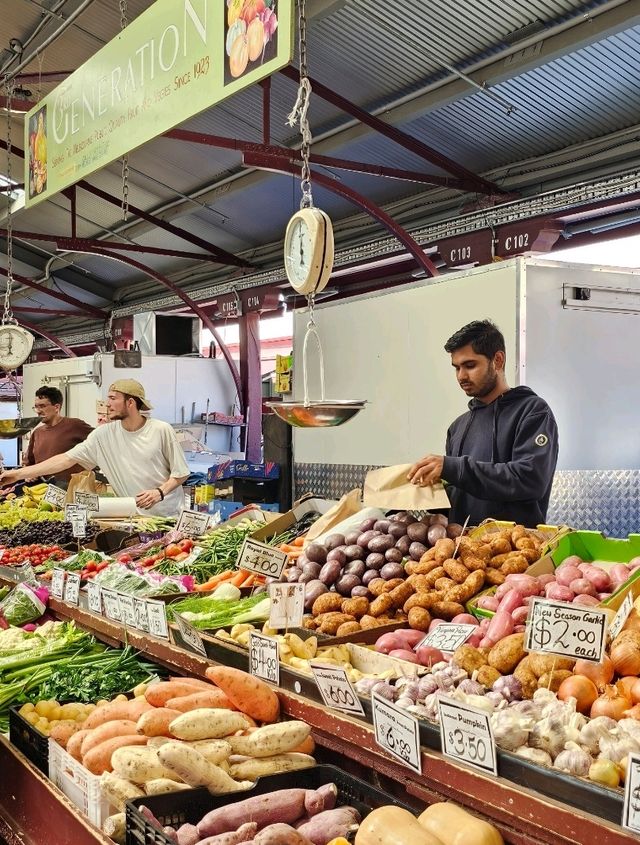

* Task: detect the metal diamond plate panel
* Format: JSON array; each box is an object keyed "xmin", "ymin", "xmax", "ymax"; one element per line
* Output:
[{"xmin": 295, "ymin": 464, "xmax": 640, "ymax": 538}]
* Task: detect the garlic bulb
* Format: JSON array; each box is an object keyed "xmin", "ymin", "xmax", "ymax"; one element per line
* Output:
[
  {"xmin": 578, "ymin": 716, "xmax": 618, "ymax": 754},
  {"xmin": 529, "ymin": 716, "xmax": 568, "ymax": 759},
  {"xmin": 598, "ymin": 733, "xmax": 640, "ymax": 763},
  {"xmin": 491, "ymin": 710, "xmax": 533, "ymax": 752},
  {"xmin": 553, "ymin": 741, "xmax": 592, "ymax": 776},
  {"xmin": 515, "ymin": 746, "xmax": 553, "ymax": 767},
  {"xmin": 617, "ymin": 719, "xmax": 640, "ymax": 743}
]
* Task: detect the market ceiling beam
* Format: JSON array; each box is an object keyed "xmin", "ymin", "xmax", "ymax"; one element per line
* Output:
[
  {"xmin": 13, "ymin": 306, "xmax": 87, "ymax": 316},
  {"xmin": 17, "ymin": 317, "xmax": 77, "ymax": 357},
  {"xmin": 57, "ymin": 248, "xmax": 244, "ymax": 411},
  {"xmin": 242, "ymin": 151, "xmax": 440, "ymax": 278},
  {"xmin": 0, "ymin": 266, "xmax": 107, "ymax": 319},
  {"xmin": 278, "ymin": 66, "xmax": 504, "ymax": 197}
]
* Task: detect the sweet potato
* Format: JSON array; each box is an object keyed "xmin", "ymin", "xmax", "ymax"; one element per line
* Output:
[
  {"xmin": 67, "ymin": 729, "xmax": 91, "ymax": 761},
  {"xmin": 102, "ymin": 813, "xmax": 126, "ymax": 845},
  {"xmin": 166, "ymin": 689, "xmax": 238, "ymax": 713},
  {"xmin": 82, "ymin": 735, "xmax": 148, "ymax": 775},
  {"xmin": 111, "ymin": 746, "xmax": 176, "ymax": 784},
  {"xmin": 99, "ymin": 772, "xmax": 144, "ymax": 812},
  {"xmin": 253, "ymin": 824, "xmax": 313, "ymax": 845},
  {"xmin": 144, "ymin": 778, "xmax": 191, "ymax": 795},
  {"xmin": 158, "ymin": 743, "xmax": 252, "ymax": 793},
  {"xmin": 145, "ymin": 682, "xmax": 204, "ymax": 708},
  {"xmin": 196, "ymin": 823, "xmax": 259, "ymax": 845},
  {"xmin": 227, "ymin": 721, "xmax": 310, "ymax": 758},
  {"xmin": 83, "ymin": 701, "xmax": 136, "ymax": 731},
  {"xmin": 205, "ymin": 666, "xmax": 280, "ymax": 723},
  {"xmin": 296, "ymin": 806, "xmax": 361, "ymax": 845},
  {"xmin": 136, "ymin": 708, "xmax": 181, "ymax": 737},
  {"xmin": 229, "ymin": 752, "xmax": 316, "ymax": 780},
  {"xmin": 196, "ymin": 785, "xmax": 338, "ymax": 839},
  {"xmin": 168, "ymin": 676, "xmax": 212, "ymax": 690},
  {"xmin": 176, "ymin": 823, "xmax": 199, "ymax": 845},
  {"xmin": 49, "ymin": 721, "xmax": 82, "ymax": 749},
  {"xmin": 169, "ymin": 708, "xmax": 249, "ymax": 741},
  {"xmin": 81, "ymin": 720, "xmax": 139, "ymax": 757}
]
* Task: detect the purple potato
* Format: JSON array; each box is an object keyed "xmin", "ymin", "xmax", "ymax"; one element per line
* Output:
[
  {"xmin": 446, "ymin": 523, "xmax": 464, "ymax": 539},
  {"xmin": 304, "ymin": 580, "xmax": 328, "ymax": 610},
  {"xmin": 384, "ymin": 547, "xmax": 403, "ymax": 564},
  {"xmin": 359, "ymin": 517, "xmax": 377, "ymax": 533},
  {"xmin": 351, "ymin": 585, "xmax": 372, "ymax": 600},
  {"xmin": 427, "ymin": 524, "xmax": 447, "ymax": 546},
  {"xmin": 362, "ymin": 569, "xmax": 380, "ymax": 586},
  {"xmin": 407, "ymin": 522, "xmax": 429, "ymax": 544},
  {"xmin": 343, "ymin": 544, "xmax": 365, "ymax": 562},
  {"xmin": 357, "ymin": 530, "xmax": 381, "ymax": 549},
  {"xmin": 429, "ymin": 514, "xmax": 449, "ymax": 527},
  {"xmin": 395, "ymin": 536, "xmax": 411, "ymax": 555},
  {"xmin": 365, "ymin": 552, "xmax": 385, "ymax": 571},
  {"xmin": 319, "ymin": 559, "xmax": 343, "ymax": 585},
  {"xmin": 299, "ymin": 569, "xmax": 321, "ymax": 585},
  {"xmin": 324, "ymin": 533, "xmax": 346, "ymax": 551},
  {"xmin": 305, "ymin": 544, "xmax": 327, "ymax": 564},
  {"xmin": 327, "ymin": 548, "xmax": 347, "ymax": 566},
  {"xmin": 409, "ymin": 541, "xmax": 428, "ymax": 561},
  {"xmin": 286, "ymin": 567, "xmax": 301, "ymax": 583},
  {"xmin": 345, "ymin": 530, "xmax": 361, "ymax": 546},
  {"xmin": 344, "ymin": 560, "xmax": 366, "ymax": 579},
  {"xmin": 420, "ymin": 514, "xmax": 433, "ymax": 525},
  {"xmin": 301, "ymin": 560, "xmax": 322, "ymax": 579},
  {"xmin": 391, "ymin": 512, "xmax": 409, "ymax": 524},
  {"xmin": 373, "ymin": 519, "xmax": 391, "ymax": 534},
  {"xmin": 335, "ymin": 573, "xmax": 361, "ymax": 596},
  {"xmin": 387, "ymin": 522, "xmax": 406, "ymax": 540},
  {"xmin": 380, "ymin": 561, "xmax": 405, "ymax": 580},
  {"xmin": 367, "ymin": 534, "xmax": 395, "ymax": 554}
]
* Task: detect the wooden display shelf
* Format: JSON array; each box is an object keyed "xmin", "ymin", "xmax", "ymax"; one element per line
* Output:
[{"xmin": 0, "ymin": 598, "xmax": 635, "ymax": 845}]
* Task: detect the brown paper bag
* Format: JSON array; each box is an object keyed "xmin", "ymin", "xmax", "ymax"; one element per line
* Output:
[
  {"xmin": 65, "ymin": 470, "xmax": 109, "ymax": 505},
  {"xmin": 363, "ymin": 464, "xmax": 450, "ymax": 510},
  {"xmin": 304, "ymin": 488, "xmax": 363, "ymax": 544}
]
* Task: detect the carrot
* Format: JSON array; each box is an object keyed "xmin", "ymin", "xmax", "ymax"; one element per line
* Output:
[
  {"xmin": 293, "ymin": 536, "xmax": 305, "ymax": 547},
  {"xmin": 286, "ymin": 550, "xmax": 304, "ymax": 560},
  {"xmin": 166, "ymin": 689, "xmax": 238, "ymax": 713},
  {"xmin": 136, "ymin": 708, "xmax": 181, "ymax": 737},
  {"xmin": 230, "ymin": 569, "xmax": 250, "ymax": 587},
  {"xmin": 279, "ymin": 544, "xmax": 296, "ymax": 553},
  {"xmin": 167, "ymin": 676, "xmax": 212, "ymax": 691},
  {"xmin": 80, "ymin": 720, "xmax": 138, "ymax": 758},
  {"xmin": 82, "ymin": 735, "xmax": 148, "ymax": 775},
  {"xmin": 145, "ymin": 681, "xmax": 205, "ymax": 708},
  {"xmin": 204, "ymin": 666, "xmax": 280, "ymax": 723},
  {"xmin": 67, "ymin": 729, "xmax": 91, "ymax": 762}
]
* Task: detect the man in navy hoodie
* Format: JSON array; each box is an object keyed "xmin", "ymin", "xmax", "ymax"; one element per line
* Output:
[{"xmin": 407, "ymin": 320, "xmax": 559, "ymax": 526}]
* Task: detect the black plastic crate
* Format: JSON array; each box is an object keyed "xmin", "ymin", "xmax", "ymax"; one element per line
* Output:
[
  {"xmin": 9, "ymin": 705, "xmax": 49, "ymax": 773},
  {"xmin": 126, "ymin": 763, "xmax": 411, "ymax": 845}
]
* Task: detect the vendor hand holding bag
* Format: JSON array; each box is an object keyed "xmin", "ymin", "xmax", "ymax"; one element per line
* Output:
[{"xmin": 363, "ymin": 464, "xmax": 450, "ymax": 510}]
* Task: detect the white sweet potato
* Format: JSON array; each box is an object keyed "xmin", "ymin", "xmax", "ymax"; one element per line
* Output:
[
  {"xmin": 227, "ymin": 722, "xmax": 311, "ymax": 758},
  {"xmin": 229, "ymin": 753, "xmax": 316, "ymax": 780},
  {"xmin": 99, "ymin": 772, "xmax": 144, "ymax": 811},
  {"xmin": 158, "ymin": 742, "xmax": 252, "ymax": 793},
  {"xmin": 144, "ymin": 778, "xmax": 191, "ymax": 795},
  {"xmin": 111, "ymin": 746, "xmax": 177, "ymax": 785},
  {"xmin": 169, "ymin": 709, "xmax": 249, "ymax": 741}
]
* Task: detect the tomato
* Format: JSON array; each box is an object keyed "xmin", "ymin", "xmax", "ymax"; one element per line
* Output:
[
  {"xmin": 179, "ymin": 539, "xmax": 194, "ymax": 553},
  {"xmin": 165, "ymin": 544, "xmax": 182, "ymax": 558},
  {"xmin": 84, "ymin": 560, "xmax": 97, "ymax": 572},
  {"xmin": 118, "ymin": 553, "xmax": 132, "ymax": 564},
  {"xmin": 144, "ymin": 554, "xmax": 159, "ymax": 565}
]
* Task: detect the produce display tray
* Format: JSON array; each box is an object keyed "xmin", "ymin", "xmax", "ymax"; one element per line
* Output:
[
  {"xmin": 126, "ymin": 763, "xmax": 411, "ymax": 845},
  {"xmin": 9, "ymin": 706, "xmax": 49, "ymax": 773}
]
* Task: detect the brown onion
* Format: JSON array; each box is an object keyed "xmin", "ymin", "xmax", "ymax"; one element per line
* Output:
[
  {"xmin": 590, "ymin": 684, "xmax": 632, "ymax": 721},
  {"xmin": 631, "ymin": 678, "xmax": 640, "ymax": 704},
  {"xmin": 573, "ymin": 654, "xmax": 614, "ymax": 689},
  {"xmin": 616, "ymin": 676, "xmax": 638, "ymax": 700},
  {"xmin": 557, "ymin": 675, "xmax": 598, "ymax": 714},
  {"xmin": 611, "ymin": 636, "xmax": 640, "ymax": 677}
]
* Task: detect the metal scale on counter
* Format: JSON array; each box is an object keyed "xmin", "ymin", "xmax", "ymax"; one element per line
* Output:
[{"xmin": 266, "ymin": 0, "xmax": 366, "ymax": 428}]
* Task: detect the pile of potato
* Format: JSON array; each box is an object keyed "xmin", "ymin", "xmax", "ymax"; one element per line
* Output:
[{"xmin": 19, "ymin": 699, "xmax": 98, "ymax": 738}]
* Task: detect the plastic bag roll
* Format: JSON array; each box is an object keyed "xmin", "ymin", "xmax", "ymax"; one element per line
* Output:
[{"xmin": 96, "ymin": 497, "xmax": 138, "ymax": 518}]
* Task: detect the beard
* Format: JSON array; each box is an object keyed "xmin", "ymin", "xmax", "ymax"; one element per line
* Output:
[{"xmin": 470, "ymin": 364, "xmax": 499, "ymax": 398}]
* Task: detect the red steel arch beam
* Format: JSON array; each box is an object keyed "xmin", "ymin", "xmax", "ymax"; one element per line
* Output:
[
  {"xmin": 0, "ymin": 266, "xmax": 107, "ymax": 319},
  {"xmin": 242, "ymin": 151, "xmax": 440, "ymax": 278},
  {"xmin": 18, "ymin": 318, "xmax": 77, "ymax": 357},
  {"xmin": 63, "ymin": 249, "xmax": 244, "ymax": 410}
]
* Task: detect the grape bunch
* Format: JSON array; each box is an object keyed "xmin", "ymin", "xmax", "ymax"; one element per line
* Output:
[{"xmin": 0, "ymin": 520, "xmax": 100, "ymax": 549}]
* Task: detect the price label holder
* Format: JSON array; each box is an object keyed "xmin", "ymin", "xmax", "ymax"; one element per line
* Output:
[
  {"xmin": 44, "ymin": 484, "xmax": 67, "ymax": 509},
  {"xmin": 118, "ymin": 593, "xmax": 137, "ymax": 628},
  {"xmin": 134, "ymin": 597, "xmax": 149, "ymax": 632},
  {"xmin": 525, "ymin": 597, "xmax": 608, "ymax": 662},
  {"xmin": 623, "ymin": 751, "xmax": 640, "ymax": 833},
  {"xmin": 438, "ymin": 694, "xmax": 497, "ymax": 776},
  {"xmin": 74, "ymin": 492, "xmax": 99, "ymax": 512},
  {"xmin": 311, "ymin": 663, "xmax": 364, "ymax": 716},
  {"xmin": 102, "ymin": 588, "xmax": 122, "ymax": 622},
  {"xmin": 238, "ymin": 538, "xmax": 287, "ymax": 580},
  {"xmin": 87, "ymin": 581, "xmax": 102, "ymax": 614},
  {"xmin": 417, "ymin": 623, "xmax": 476, "ymax": 654},
  {"xmin": 268, "ymin": 582, "xmax": 305, "ymax": 629},
  {"xmin": 372, "ymin": 692, "xmax": 422, "ymax": 774},
  {"xmin": 609, "ymin": 592, "xmax": 634, "ymax": 641},
  {"xmin": 174, "ymin": 613, "xmax": 207, "ymax": 657},
  {"xmin": 146, "ymin": 600, "xmax": 169, "ymax": 639},
  {"xmin": 51, "ymin": 568, "xmax": 66, "ymax": 600},
  {"xmin": 64, "ymin": 572, "xmax": 81, "ymax": 606},
  {"xmin": 176, "ymin": 509, "xmax": 210, "ymax": 537},
  {"xmin": 249, "ymin": 632, "xmax": 280, "ymax": 686},
  {"xmin": 65, "ymin": 504, "xmax": 88, "ymax": 538}
]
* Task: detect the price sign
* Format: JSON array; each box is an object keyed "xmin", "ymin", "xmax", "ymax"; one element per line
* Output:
[
  {"xmin": 623, "ymin": 752, "xmax": 640, "ymax": 833},
  {"xmin": 134, "ymin": 597, "xmax": 149, "ymax": 632},
  {"xmin": 176, "ymin": 509, "xmax": 210, "ymax": 537},
  {"xmin": 74, "ymin": 492, "xmax": 99, "ymax": 512},
  {"xmin": 101, "ymin": 588, "xmax": 122, "ymax": 621},
  {"xmin": 609, "ymin": 592, "xmax": 633, "ymax": 641},
  {"xmin": 372, "ymin": 693, "xmax": 422, "ymax": 774},
  {"xmin": 311, "ymin": 664, "xmax": 364, "ymax": 716},
  {"xmin": 238, "ymin": 538, "xmax": 287, "ymax": 579},
  {"xmin": 87, "ymin": 581, "xmax": 102, "ymax": 614},
  {"xmin": 249, "ymin": 632, "xmax": 280, "ymax": 685},
  {"xmin": 51, "ymin": 568, "xmax": 65, "ymax": 599},
  {"xmin": 174, "ymin": 613, "xmax": 207, "ymax": 656},
  {"xmin": 438, "ymin": 695, "xmax": 497, "ymax": 775},
  {"xmin": 146, "ymin": 600, "xmax": 169, "ymax": 639},
  {"xmin": 268, "ymin": 582, "xmax": 305, "ymax": 629},
  {"xmin": 525, "ymin": 597, "xmax": 608, "ymax": 662},
  {"xmin": 44, "ymin": 484, "xmax": 67, "ymax": 509},
  {"xmin": 118, "ymin": 594, "xmax": 136, "ymax": 627},
  {"xmin": 65, "ymin": 504, "xmax": 87, "ymax": 538},
  {"xmin": 64, "ymin": 572, "xmax": 81, "ymax": 606},
  {"xmin": 417, "ymin": 623, "xmax": 476, "ymax": 654}
]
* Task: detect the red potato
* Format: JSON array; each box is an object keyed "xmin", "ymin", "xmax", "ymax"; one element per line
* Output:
[
  {"xmin": 569, "ymin": 578, "xmax": 597, "ymax": 597},
  {"xmin": 388, "ymin": 649, "xmax": 420, "ymax": 663},
  {"xmin": 503, "ymin": 574, "xmax": 540, "ymax": 597},
  {"xmin": 512, "ymin": 605, "xmax": 530, "ymax": 625},
  {"xmin": 537, "ymin": 573, "xmax": 555, "ymax": 588},
  {"xmin": 555, "ymin": 565, "xmax": 582, "ymax": 587},
  {"xmin": 514, "ymin": 625, "xmax": 526, "ymax": 633},
  {"xmin": 415, "ymin": 645, "xmax": 444, "ymax": 667},
  {"xmin": 428, "ymin": 618, "xmax": 446, "ymax": 632},
  {"xmin": 374, "ymin": 633, "xmax": 406, "ymax": 654},
  {"xmin": 497, "ymin": 589, "xmax": 524, "ymax": 616},
  {"xmin": 485, "ymin": 610, "xmax": 514, "ymax": 643},
  {"xmin": 451, "ymin": 613, "xmax": 479, "ymax": 625},
  {"xmin": 476, "ymin": 596, "xmax": 499, "ymax": 612},
  {"xmin": 573, "ymin": 594, "xmax": 600, "ymax": 606},
  {"xmin": 394, "ymin": 629, "xmax": 428, "ymax": 649},
  {"xmin": 296, "ymin": 806, "xmax": 361, "ymax": 845},
  {"xmin": 545, "ymin": 583, "xmax": 574, "ymax": 602},
  {"xmin": 466, "ymin": 629, "xmax": 484, "ymax": 647}
]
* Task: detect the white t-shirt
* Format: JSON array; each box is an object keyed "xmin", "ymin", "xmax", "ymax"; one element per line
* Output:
[{"xmin": 66, "ymin": 418, "xmax": 189, "ymax": 517}]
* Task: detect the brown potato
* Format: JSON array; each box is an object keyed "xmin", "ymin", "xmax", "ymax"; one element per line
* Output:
[
  {"xmin": 336, "ymin": 621, "xmax": 362, "ymax": 637},
  {"xmin": 424, "ymin": 566, "xmax": 447, "ymax": 587},
  {"xmin": 368, "ymin": 578, "xmax": 387, "ymax": 597},
  {"xmin": 528, "ymin": 652, "xmax": 575, "ymax": 677},
  {"xmin": 407, "ymin": 607, "xmax": 431, "ymax": 631},
  {"xmin": 474, "ymin": 544, "xmax": 493, "ymax": 562},
  {"xmin": 476, "ymin": 665, "xmax": 501, "ymax": 688},
  {"xmin": 341, "ymin": 597, "xmax": 370, "ymax": 618},
  {"xmin": 489, "ymin": 537, "xmax": 512, "ymax": 556},
  {"xmin": 488, "ymin": 553, "xmax": 509, "ymax": 567},
  {"xmin": 514, "ymin": 657, "xmax": 538, "ymax": 699},
  {"xmin": 488, "ymin": 633, "xmax": 526, "ymax": 674},
  {"xmin": 407, "ymin": 559, "xmax": 443, "ymax": 576},
  {"xmin": 435, "ymin": 577, "xmax": 456, "ymax": 592},
  {"xmin": 453, "ymin": 644, "xmax": 487, "ymax": 673},
  {"xmin": 359, "ymin": 614, "xmax": 379, "ymax": 630},
  {"xmin": 419, "ymin": 548, "xmax": 437, "ymax": 563},
  {"xmin": 485, "ymin": 568, "xmax": 506, "ymax": 586},
  {"xmin": 303, "ymin": 617, "xmax": 317, "ymax": 630},
  {"xmin": 463, "ymin": 555, "xmax": 487, "ymax": 572},
  {"xmin": 430, "ymin": 601, "xmax": 466, "ymax": 620},
  {"xmin": 407, "ymin": 574, "xmax": 432, "ymax": 592},
  {"xmin": 501, "ymin": 556, "xmax": 529, "ymax": 575},
  {"xmin": 382, "ymin": 578, "xmax": 405, "ymax": 593},
  {"xmin": 511, "ymin": 526, "xmax": 527, "ymax": 544},
  {"xmin": 520, "ymin": 548, "xmax": 542, "ymax": 563},
  {"xmin": 312, "ymin": 593, "xmax": 344, "ymax": 616},
  {"xmin": 388, "ymin": 581, "xmax": 415, "ymax": 608},
  {"xmin": 320, "ymin": 612, "xmax": 356, "ymax": 635},
  {"xmin": 369, "ymin": 594, "xmax": 394, "ymax": 617},
  {"xmin": 515, "ymin": 537, "xmax": 539, "ymax": 551},
  {"xmin": 394, "ymin": 610, "xmax": 408, "ymax": 621},
  {"xmin": 403, "ymin": 591, "xmax": 444, "ymax": 613},
  {"xmin": 434, "ymin": 537, "xmax": 456, "ymax": 565},
  {"xmin": 443, "ymin": 559, "xmax": 469, "ymax": 583},
  {"xmin": 538, "ymin": 669, "xmax": 573, "ymax": 692}
]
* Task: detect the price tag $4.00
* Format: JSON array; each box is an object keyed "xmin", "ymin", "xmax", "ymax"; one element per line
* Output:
[{"xmin": 249, "ymin": 632, "xmax": 279, "ymax": 686}]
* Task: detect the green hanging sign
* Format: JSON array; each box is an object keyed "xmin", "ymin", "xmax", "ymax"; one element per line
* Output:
[{"xmin": 24, "ymin": 0, "xmax": 293, "ymax": 207}]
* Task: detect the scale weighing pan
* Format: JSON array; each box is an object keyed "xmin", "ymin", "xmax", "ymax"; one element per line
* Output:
[{"xmin": 0, "ymin": 417, "xmax": 40, "ymax": 439}]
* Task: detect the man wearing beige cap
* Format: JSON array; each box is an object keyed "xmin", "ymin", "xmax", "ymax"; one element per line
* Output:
[{"xmin": 0, "ymin": 380, "xmax": 189, "ymax": 517}]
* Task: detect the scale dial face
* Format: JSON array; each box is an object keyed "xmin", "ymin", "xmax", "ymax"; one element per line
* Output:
[
  {"xmin": 283, "ymin": 208, "xmax": 334, "ymax": 295},
  {"xmin": 0, "ymin": 325, "xmax": 34, "ymax": 370}
]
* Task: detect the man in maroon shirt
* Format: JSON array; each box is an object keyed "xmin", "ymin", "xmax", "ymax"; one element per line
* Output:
[{"xmin": 25, "ymin": 387, "xmax": 93, "ymax": 485}]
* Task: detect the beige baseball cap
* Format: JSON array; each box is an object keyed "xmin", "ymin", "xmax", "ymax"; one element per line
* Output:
[{"xmin": 109, "ymin": 379, "xmax": 153, "ymax": 410}]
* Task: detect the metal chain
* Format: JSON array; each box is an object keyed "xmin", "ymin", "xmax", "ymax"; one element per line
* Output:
[
  {"xmin": 286, "ymin": 0, "xmax": 313, "ymax": 208},
  {"xmin": 119, "ymin": 0, "xmax": 129, "ymax": 220},
  {"xmin": 3, "ymin": 79, "xmax": 16, "ymax": 326}
]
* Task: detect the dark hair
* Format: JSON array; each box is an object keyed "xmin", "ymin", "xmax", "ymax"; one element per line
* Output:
[
  {"xmin": 444, "ymin": 320, "xmax": 505, "ymax": 360},
  {"xmin": 123, "ymin": 393, "xmax": 143, "ymax": 411},
  {"xmin": 35, "ymin": 386, "xmax": 63, "ymax": 407}
]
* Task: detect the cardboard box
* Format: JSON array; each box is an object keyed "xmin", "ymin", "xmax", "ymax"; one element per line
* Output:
[{"xmin": 207, "ymin": 461, "xmax": 280, "ymax": 483}]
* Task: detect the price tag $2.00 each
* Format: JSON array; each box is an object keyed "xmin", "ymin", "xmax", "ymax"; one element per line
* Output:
[{"xmin": 525, "ymin": 597, "xmax": 608, "ymax": 663}]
